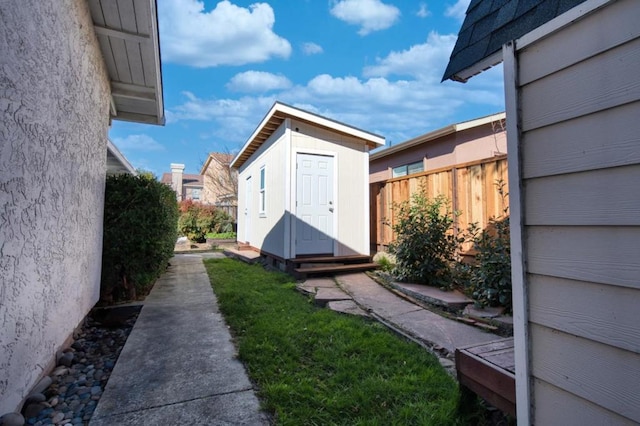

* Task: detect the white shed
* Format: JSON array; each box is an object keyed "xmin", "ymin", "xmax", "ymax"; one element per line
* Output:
[
  {"xmin": 444, "ymin": 0, "xmax": 640, "ymax": 424},
  {"xmin": 231, "ymin": 102, "xmax": 384, "ymax": 268}
]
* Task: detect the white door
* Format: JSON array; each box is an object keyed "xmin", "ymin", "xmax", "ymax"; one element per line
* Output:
[
  {"xmin": 244, "ymin": 176, "xmax": 252, "ymax": 243},
  {"xmin": 296, "ymin": 153, "xmax": 334, "ymax": 255}
]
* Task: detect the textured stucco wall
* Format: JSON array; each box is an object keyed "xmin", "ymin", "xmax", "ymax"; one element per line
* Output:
[{"xmin": 0, "ymin": 0, "xmax": 110, "ymax": 413}]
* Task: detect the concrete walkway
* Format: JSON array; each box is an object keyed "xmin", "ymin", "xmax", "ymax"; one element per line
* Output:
[{"xmin": 90, "ymin": 254, "xmax": 269, "ymax": 426}]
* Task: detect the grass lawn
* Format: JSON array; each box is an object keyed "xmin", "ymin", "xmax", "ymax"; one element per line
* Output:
[
  {"xmin": 204, "ymin": 258, "xmax": 480, "ymax": 425},
  {"xmin": 205, "ymin": 231, "xmax": 236, "ymax": 239}
]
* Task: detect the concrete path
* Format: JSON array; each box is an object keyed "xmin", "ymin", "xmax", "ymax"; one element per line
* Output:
[
  {"xmin": 90, "ymin": 254, "xmax": 269, "ymax": 426},
  {"xmin": 334, "ymin": 273, "xmax": 500, "ymax": 355}
]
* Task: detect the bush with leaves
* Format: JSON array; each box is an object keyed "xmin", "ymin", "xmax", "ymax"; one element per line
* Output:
[
  {"xmin": 178, "ymin": 200, "xmax": 233, "ymax": 243},
  {"xmin": 101, "ymin": 173, "xmax": 179, "ymax": 303},
  {"xmin": 463, "ymin": 181, "xmax": 512, "ymax": 312},
  {"xmin": 388, "ymin": 193, "xmax": 461, "ymax": 288}
]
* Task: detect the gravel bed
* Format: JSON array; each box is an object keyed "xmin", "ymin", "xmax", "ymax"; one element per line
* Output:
[{"xmin": 21, "ymin": 306, "xmax": 140, "ymax": 426}]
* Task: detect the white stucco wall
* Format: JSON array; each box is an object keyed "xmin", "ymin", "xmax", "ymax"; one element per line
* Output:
[{"xmin": 0, "ymin": 0, "xmax": 110, "ymax": 413}]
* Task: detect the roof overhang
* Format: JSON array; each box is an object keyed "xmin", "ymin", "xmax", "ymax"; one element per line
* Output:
[
  {"xmin": 231, "ymin": 102, "xmax": 385, "ymax": 169},
  {"xmin": 448, "ymin": 50, "xmax": 503, "ymax": 84},
  {"xmin": 369, "ymin": 112, "xmax": 505, "ymax": 161},
  {"xmin": 107, "ymin": 139, "xmax": 137, "ymax": 175},
  {"xmin": 88, "ymin": 0, "xmax": 164, "ymax": 125}
]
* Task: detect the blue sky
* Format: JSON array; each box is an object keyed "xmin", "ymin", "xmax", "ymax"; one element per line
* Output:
[{"xmin": 109, "ymin": 0, "xmax": 504, "ymax": 176}]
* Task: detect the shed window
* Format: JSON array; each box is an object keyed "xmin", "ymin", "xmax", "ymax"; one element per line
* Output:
[
  {"xmin": 259, "ymin": 166, "xmax": 266, "ymax": 214},
  {"xmin": 392, "ymin": 161, "xmax": 424, "ymax": 178}
]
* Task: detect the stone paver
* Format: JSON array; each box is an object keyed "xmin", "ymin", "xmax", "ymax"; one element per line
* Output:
[
  {"xmin": 90, "ymin": 254, "xmax": 268, "ymax": 426},
  {"xmin": 314, "ymin": 287, "xmax": 351, "ymax": 306},
  {"xmin": 391, "ymin": 282, "xmax": 473, "ymax": 310},
  {"xmin": 336, "ymin": 273, "xmax": 500, "ymax": 355}
]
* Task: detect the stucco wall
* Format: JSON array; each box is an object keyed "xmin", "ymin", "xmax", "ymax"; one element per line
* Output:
[{"xmin": 0, "ymin": 0, "xmax": 110, "ymax": 413}]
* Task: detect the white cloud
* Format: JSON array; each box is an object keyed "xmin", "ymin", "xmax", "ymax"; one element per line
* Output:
[
  {"xmin": 112, "ymin": 134, "xmax": 165, "ymax": 152},
  {"xmin": 445, "ymin": 0, "xmax": 471, "ymax": 21},
  {"xmin": 226, "ymin": 71, "xmax": 292, "ymax": 93},
  {"xmin": 330, "ymin": 0, "xmax": 401, "ymax": 36},
  {"xmin": 416, "ymin": 3, "xmax": 431, "ymax": 18},
  {"xmin": 363, "ymin": 32, "xmax": 457, "ymax": 81},
  {"xmin": 302, "ymin": 42, "xmax": 324, "ymax": 55},
  {"xmin": 159, "ymin": 0, "xmax": 291, "ymax": 67}
]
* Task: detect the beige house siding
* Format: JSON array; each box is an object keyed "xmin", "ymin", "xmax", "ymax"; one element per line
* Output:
[
  {"xmin": 509, "ymin": 0, "xmax": 640, "ymax": 423},
  {"xmin": 0, "ymin": 0, "xmax": 110, "ymax": 413}
]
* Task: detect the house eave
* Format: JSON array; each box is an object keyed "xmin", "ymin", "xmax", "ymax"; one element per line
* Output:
[
  {"xmin": 89, "ymin": 0, "xmax": 165, "ymax": 126},
  {"xmin": 447, "ymin": 50, "xmax": 504, "ymax": 83},
  {"xmin": 231, "ymin": 102, "xmax": 385, "ymax": 169},
  {"xmin": 107, "ymin": 139, "xmax": 137, "ymax": 175}
]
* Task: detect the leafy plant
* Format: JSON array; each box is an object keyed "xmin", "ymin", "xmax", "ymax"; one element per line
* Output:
[
  {"xmin": 178, "ymin": 200, "xmax": 233, "ymax": 243},
  {"xmin": 101, "ymin": 174, "xmax": 179, "ymax": 303},
  {"xmin": 388, "ymin": 193, "xmax": 461, "ymax": 288},
  {"xmin": 463, "ymin": 180, "xmax": 512, "ymax": 312}
]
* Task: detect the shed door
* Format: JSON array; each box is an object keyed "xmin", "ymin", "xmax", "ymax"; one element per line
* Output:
[
  {"xmin": 244, "ymin": 176, "xmax": 252, "ymax": 243},
  {"xmin": 296, "ymin": 153, "xmax": 334, "ymax": 255}
]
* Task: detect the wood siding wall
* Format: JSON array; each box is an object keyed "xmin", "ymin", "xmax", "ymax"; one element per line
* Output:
[
  {"xmin": 370, "ymin": 155, "xmax": 508, "ymax": 251},
  {"xmin": 515, "ymin": 1, "xmax": 640, "ymax": 423}
]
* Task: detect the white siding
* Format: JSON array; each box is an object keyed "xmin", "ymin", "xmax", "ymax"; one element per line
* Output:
[
  {"xmin": 512, "ymin": 0, "xmax": 640, "ymax": 423},
  {"xmin": 291, "ymin": 119, "xmax": 370, "ymax": 256},
  {"xmin": 0, "ymin": 0, "xmax": 110, "ymax": 413},
  {"xmin": 237, "ymin": 124, "xmax": 288, "ymax": 258}
]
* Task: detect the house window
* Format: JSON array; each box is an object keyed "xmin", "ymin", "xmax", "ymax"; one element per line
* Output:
[
  {"xmin": 392, "ymin": 161, "xmax": 424, "ymax": 178},
  {"xmin": 259, "ymin": 166, "xmax": 266, "ymax": 214},
  {"xmin": 191, "ymin": 188, "xmax": 201, "ymax": 200}
]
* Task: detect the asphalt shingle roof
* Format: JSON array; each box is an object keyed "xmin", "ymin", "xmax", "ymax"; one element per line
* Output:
[{"xmin": 442, "ymin": 0, "xmax": 588, "ymax": 82}]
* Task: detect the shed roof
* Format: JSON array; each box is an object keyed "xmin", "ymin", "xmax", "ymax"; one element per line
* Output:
[
  {"xmin": 231, "ymin": 102, "xmax": 385, "ymax": 169},
  {"xmin": 369, "ymin": 112, "xmax": 505, "ymax": 161},
  {"xmin": 88, "ymin": 0, "xmax": 164, "ymax": 125},
  {"xmin": 442, "ymin": 0, "xmax": 588, "ymax": 82}
]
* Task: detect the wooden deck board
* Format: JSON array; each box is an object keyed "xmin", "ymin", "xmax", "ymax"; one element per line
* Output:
[{"xmin": 455, "ymin": 337, "xmax": 516, "ymax": 416}]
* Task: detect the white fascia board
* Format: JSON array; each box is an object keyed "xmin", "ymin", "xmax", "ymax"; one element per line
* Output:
[
  {"xmin": 451, "ymin": 50, "xmax": 504, "ymax": 83},
  {"xmin": 107, "ymin": 139, "xmax": 137, "ymax": 175}
]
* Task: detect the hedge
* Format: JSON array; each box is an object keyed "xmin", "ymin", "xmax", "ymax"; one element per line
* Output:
[{"xmin": 100, "ymin": 174, "xmax": 179, "ymax": 304}]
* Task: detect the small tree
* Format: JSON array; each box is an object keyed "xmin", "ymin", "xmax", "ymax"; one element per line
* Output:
[
  {"xmin": 463, "ymin": 180, "xmax": 512, "ymax": 311},
  {"xmin": 178, "ymin": 200, "xmax": 233, "ymax": 243},
  {"xmin": 389, "ymin": 193, "xmax": 460, "ymax": 288}
]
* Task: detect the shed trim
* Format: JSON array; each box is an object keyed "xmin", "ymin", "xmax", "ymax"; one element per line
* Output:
[{"xmin": 231, "ymin": 102, "xmax": 385, "ymax": 169}]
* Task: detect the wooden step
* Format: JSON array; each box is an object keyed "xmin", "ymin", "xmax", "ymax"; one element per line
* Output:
[
  {"xmin": 292, "ymin": 255, "xmax": 371, "ymax": 265},
  {"xmin": 294, "ymin": 262, "xmax": 378, "ymax": 275}
]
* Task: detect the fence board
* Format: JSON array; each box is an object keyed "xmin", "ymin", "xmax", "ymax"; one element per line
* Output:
[{"xmin": 371, "ymin": 156, "xmax": 508, "ymax": 251}]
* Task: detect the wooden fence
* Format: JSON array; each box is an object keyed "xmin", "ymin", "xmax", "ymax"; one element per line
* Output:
[{"xmin": 370, "ymin": 155, "xmax": 509, "ymax": 252}]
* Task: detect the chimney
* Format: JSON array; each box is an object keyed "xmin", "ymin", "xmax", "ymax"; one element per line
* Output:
[{"xmin": 170, "ymin": 163, "xmax": 185, "ymax": 201}]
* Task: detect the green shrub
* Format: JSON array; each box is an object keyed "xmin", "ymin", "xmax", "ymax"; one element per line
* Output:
[
  {"xmin": 463, "ymin": 181, "xmax": 512, "ymax": 312},
  {"xmin": 100, "ymin": 173, "xmax": 179, "ymax": 304},
  {"xmin": 178, "ymin": 200, "xmax": 233, "ymax": 243},
  {"xmin": 388, "ymin": 193, "xmax": 460, "ymax": 288}
]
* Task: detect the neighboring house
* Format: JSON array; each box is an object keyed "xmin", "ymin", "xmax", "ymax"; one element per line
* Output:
[
  {"xmin": 160, "ymin": 164, "xmax": 204, "ymax": 202},
  {"xmin": 369, "ymin": 112, "xmax": 506, "ymax": 184},
  {"xmin": 231, "ymin": 102, "xmax": 384, "ymax": 267},
  {"xmin": 445, "ymin": 0, "xmax": 640, "ymax": 424},
  {"xmin": 0, "ymin": 0, "xmax": 163, "ymax": 416},
  {"xmin": 200, "ymin": 152, "xmax": 238, "ymax": 220}
]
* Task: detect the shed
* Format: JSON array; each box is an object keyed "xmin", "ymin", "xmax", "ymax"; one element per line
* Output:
[
  {"xmin": 444, "ymin": 0, "xmax": 640, "ymax": 423},
  {"xmin": 231, "ymin": 102, "xmax": 384, "ymax": 267}
]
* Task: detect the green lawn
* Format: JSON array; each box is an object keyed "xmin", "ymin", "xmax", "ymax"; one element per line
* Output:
[
  {"xmin": 205, "ymin": 231, "xmax": 236, "ymax": 239},
  {"xmin": 204, "ymin": 258, "xmax": 480, "ymax": 425}
]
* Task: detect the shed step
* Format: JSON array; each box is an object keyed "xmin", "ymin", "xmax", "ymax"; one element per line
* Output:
[
  {"xmin": 294, "ymin": 262, "xmax": 378, "ymax": 275},
  {"xmin": 292, "ymin": 255, "xmax": 371, "ymax": 265}
]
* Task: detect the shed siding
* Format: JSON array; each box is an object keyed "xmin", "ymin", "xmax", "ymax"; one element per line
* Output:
[
  {"xmin": 291, "ymin": 119, "xmax": 369, "ymax": 256},
  {"xmin": 515, "ymin": 0, "xmax": 640, "ymax": 422},
  {"xmin": 0, "ymin": 0, "xmax": 110, "ymax": 413},
  {"xmin": 237, "ymin": 125, "xmax": 287, "ymax": 257}
]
